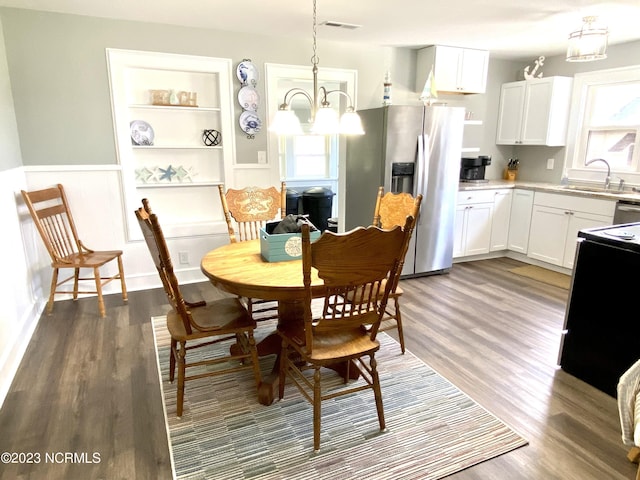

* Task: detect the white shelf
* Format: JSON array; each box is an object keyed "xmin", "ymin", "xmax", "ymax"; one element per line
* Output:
[
  {"xmin": 129, "ymin": 104, "xmax": 221, "ymax": 112},
  {"xmin": 464, "ymin": 120, "xmax": 483, "ymax": 126},
  {"xmin": 132, "ymin": 145, "xmax": 222, "ymax": 150},
  {"xmin": 136, "ymin": 182, "xmax": 221, "ymax": 188},
  {"xmin": 462, "ymin": 147, "xmax": 481, "ymax": 153}
]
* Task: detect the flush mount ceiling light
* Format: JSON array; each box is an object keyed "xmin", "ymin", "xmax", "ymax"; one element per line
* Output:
[
  {"xmin": 269, "ymin": 0, "xmax": 364, "ymax": 136},
  {"xmin": 566, "ymin": 15, "xmax": 608, "ymax": 62}
]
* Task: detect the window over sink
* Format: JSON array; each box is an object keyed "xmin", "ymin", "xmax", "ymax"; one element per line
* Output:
[{"xmin": 566, "ymin": 65, "xmax": 640, "ymax": 185}]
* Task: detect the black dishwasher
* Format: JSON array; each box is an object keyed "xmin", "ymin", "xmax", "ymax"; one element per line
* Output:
[{"xmin": 560, "ymin": 222, "xmax": 640, "ymax": 396}]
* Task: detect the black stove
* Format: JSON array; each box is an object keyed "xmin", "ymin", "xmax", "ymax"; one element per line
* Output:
[
  {"xmin": 560, "ymin": 221, "xmax": 640, "ymax": 396},
  {"xmin": 578, "ymin": 222, "xmax": 640, "ymax": 253}
]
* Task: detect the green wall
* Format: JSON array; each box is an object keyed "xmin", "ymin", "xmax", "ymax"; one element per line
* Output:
[
  {"xmin": 0, "ymin": 18, "xmax": 21, "ymax": 171},
  {"xmin": 0, "ymin": 7, "xmax": 393, "ymax": 167}
]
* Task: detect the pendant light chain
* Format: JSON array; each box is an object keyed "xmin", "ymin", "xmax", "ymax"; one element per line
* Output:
[
  {"xmin": 311, "ymin": 0, "xmax": 319, "ymax": 116},
  {"xmin": 269, "ymin": 0, "xmax": 364, "ymax": 135},
  {"xmin": 311, "ymin": 0, "xmax": 319, "ymax": 68}
]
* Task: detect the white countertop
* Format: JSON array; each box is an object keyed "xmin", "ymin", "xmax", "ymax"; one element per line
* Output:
[{"xmin": 458, "ymin": 180, "xmax": 640, "ymax": 203}]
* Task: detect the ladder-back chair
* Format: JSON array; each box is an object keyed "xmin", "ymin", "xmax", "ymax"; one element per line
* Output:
[
  {"xmin": 135, "ymin": 198, "xmax": 261, "ymax": 417},
  {"xmin": 371, "ymin": 186, "xmax": 423, "ymax": 353},
  {"xmin": 218, "ymin": 182, "xmax": 286, "ymax": 321},
  {"xmin": 21, "ymin": 184, "xmax": 127, "ymax": 318},
  {"xmin": 278, "ymin": 218, "xmax": 412, "ymax": 451}
]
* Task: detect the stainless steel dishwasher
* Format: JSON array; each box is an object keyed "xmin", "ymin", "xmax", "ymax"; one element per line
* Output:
[{"xmin": 613, "ymin": 200, "xmax": 640, "ymax": 224}]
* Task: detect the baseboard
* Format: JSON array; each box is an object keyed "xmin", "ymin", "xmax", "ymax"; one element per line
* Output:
[
  {"xmin": 0, "ymin": 298, "xmax": 44, "ymax": 410},
  {"xmin": 454, "ymin": 250, "xmax": 572, "ymax": 276},
  {"xmin": 453, "ymin": 251, "xmax": 505, "ymax": 263},
  {"xmin": 504, "ymin": 251, "xmax": 572, "ymax": 276}
]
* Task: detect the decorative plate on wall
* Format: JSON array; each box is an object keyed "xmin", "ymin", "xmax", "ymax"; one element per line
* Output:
[
  {"xmin": 130, "ymin": 120, "xmax": 154, "ymax": 146},
  {"xmin": 237, "ymin": 86, "xmax": 260, "ymax": 111},
  {"xmin": 239, "ymin": 111, "xmax": 262, "ymax": 135},
  {"xmin": 236, "ymin": 61, "xmax": 258, "ymax": 87}
]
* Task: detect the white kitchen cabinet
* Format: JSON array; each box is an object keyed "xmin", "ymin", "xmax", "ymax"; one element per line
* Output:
[
  {"xmin": 107, "ymin": 49, "xmax": 236, "ymax": 241},
  {"xmin": 527, "ymin": 192, "xmax": 615, "ymax": 268},
  {"xmin": 454, "ymin": 190, "xmax": 495, "ymax": 257},
  {"xmin": 490, "ymin": 189, "xmax": 513, "ymax": 251},
  {"xmin": 507, "ymin": 189, "xmax": 534, "ymax": 254},
  {"xmin": 496, "ymin": 76, "xmax": 573, "ymax": 146},
  {"xmin": 416, "ymin": 45, "xmax": 489, "ymax": 94}
]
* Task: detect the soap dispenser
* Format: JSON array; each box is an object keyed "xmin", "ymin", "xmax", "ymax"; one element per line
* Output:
[{"xmin": 561, "ymin": 170, "xmax": 569, "ymax": 185}]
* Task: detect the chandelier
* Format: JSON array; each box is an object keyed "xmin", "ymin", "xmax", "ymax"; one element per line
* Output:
[
  {"xmin": 566, "ymin": 16, "xmax": 608, "ymax": 62},
  {"xmin": 269, "ymin": 0, "xmax": 364, "ymax": 135}
]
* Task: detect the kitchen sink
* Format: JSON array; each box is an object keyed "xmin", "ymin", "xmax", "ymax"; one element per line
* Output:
[{"xmin": 558, "ymin": 185, "xmax": 627, "ymax": 194}]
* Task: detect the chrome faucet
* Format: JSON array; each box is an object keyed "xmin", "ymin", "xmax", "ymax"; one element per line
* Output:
[{"xmin": 585, "ymin": 158, "xmax": 611, "ymax": 190}]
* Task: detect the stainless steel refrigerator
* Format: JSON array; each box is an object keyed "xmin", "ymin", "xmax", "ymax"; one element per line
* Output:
[{"xmin": 345, "ymin": 105, "xmax": 464, "ymax": 276}]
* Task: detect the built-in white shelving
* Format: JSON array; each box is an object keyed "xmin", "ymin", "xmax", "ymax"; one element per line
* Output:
[{"xmin": 107, "ymin": 48, "xmax": 236, "ymax": 241}]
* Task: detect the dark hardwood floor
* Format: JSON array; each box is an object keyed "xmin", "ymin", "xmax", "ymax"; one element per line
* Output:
[{"xmin": 0, "ymin": 257, "xmax": 634, "ymax": 479}]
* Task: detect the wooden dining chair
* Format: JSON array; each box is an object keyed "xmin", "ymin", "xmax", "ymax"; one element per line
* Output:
[
  {"xmin": 218, "ymin": 182, "xmax": 286, "ymax": 321},
  {"xmin": 278, "ymin": 217, "xmax": 413, "ymax": 451},
  {"xmin": 21, "ymin": 184, "xmax": 127, "ymax": 318},
  {"xmin": 218, "ymin": 182, "xmax": 286, "ymax": 243},
  {"xmin": 370, "ymin": 186, "xmax": 423, "ymax": 353},
  {"xmin": 135, "ymin": 198, "xmax": 262, "ymax": 417}
]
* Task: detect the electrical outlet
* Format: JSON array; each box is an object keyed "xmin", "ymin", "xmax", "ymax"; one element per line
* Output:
[
  {"xmin": 546, "ymin": 158, "xmax": 554, "ymax": 170},
  {"xmin": 178, "ymin": 251, "xmax": 189, "ymax": 265},
  {"xmin": 257, "ymin": 151, "xmax": 267, "ymax": 164}
]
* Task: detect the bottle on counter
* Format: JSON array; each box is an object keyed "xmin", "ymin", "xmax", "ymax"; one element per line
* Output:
[{"xmin": 383, "ymin": 71, "xmax": 392, "ymax": 106}]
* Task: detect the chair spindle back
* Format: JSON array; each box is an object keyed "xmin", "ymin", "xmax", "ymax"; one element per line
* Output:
[
  {"xmin": 21, "ymin": 184, "xmax": 84, "ymax": 262},
  {"xmin": 218, "ymin": 182, "xmax": 286, "ymax": 243},
  {"xmin": 301, "ymin": 217, "xmax": 413, "ymax": 353}
]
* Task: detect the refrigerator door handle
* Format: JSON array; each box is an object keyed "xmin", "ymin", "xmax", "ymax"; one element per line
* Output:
[{"xmin": 416, "ymin": 134, "xmax": 430, "ymax": 225}]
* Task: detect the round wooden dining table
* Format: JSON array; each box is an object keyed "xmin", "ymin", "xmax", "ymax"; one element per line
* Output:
[
  {"xmin": 201, "ymin": 239, "xmax": 326, "ymax": 405},
  {"xmin": 201, "ymin": 239, "xmax": 323, "ymax": 303}
]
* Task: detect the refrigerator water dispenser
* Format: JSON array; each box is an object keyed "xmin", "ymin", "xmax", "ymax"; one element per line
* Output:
[{"xmin": 391, "ymin": 162, "xmax": 415, "ymax": 194}]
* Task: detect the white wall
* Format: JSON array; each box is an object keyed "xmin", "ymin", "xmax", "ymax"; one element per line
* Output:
[
  {"xmin": 0, "ymin": 168, "xmax": 41, "ymax": 409},
  {"xmin": 23, "ymin": 166, "xmax": 230, "ymax": 295}
]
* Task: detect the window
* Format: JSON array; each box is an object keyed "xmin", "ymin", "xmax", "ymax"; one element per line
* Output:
[
  {"xmin": 277, "ymin": 129, "xmax": 340, "ymax": 217},
  {"xmin": 265, "ymin": 64, "xmax": 358, "ymax": 223},
  {"xmin": 567, "ymin": 66, "xmax": 640, "ymax": 184},
  {"xmin": 280, "ymin": 134, "xmax": 337, "ymax": 179}
]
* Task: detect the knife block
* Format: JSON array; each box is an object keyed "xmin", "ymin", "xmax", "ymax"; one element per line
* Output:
[{"xmin": 504, "ymin": 168, "xmax": 517, "ymax": 181}]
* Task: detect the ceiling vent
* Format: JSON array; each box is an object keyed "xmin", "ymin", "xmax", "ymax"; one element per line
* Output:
[{"xmin": 320, "ymin": 21, "xmax": 362, "ymax": 30}]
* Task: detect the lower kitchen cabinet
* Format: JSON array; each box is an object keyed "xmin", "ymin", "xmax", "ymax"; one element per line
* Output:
[
  {"xmin": 507, "ymin": 189, "xmax": 534, "ymax": 253},
  {"xmin": 527, "ymin": 192, "xmax": 615, "ymax": 268},
  {"xmin": 454, "ymin": 190, "xmax": 495, "ymax": 257},
  {"xmin": 490, "ymin": 189, "xmax": 512, "ymax": 251}
]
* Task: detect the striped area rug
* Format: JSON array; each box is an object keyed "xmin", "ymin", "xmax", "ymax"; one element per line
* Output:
[{"xmin": 152, "ymin": 316, "xmax": 527, "ymax": 480}]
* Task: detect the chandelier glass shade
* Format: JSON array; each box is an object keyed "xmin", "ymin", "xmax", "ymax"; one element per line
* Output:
[
  {"xmin": 270, "ymin": 0, "xmax": 364, "ymax": 136},
  {"xmin": 566, "ymin": 16, "xmax": 608, "ymax": 62}
]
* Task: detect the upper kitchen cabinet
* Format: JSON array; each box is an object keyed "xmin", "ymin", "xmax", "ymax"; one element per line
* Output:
[
  {"xmin": 107, "ymin": 49, "xmax": 236, "ymax": 241},
  {"xmin": 416, "ymin": 45, "xmax": 489, "ymax": 94},
  {"xmin": 496, "ymin": 76, "xmax": 573, "ymax": 146}
]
